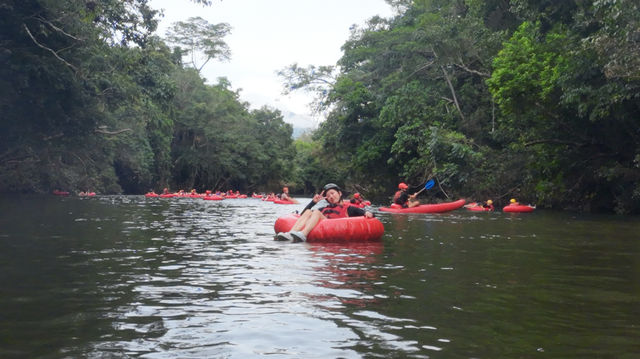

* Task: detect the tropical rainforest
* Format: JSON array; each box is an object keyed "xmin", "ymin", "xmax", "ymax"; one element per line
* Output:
[{"xmin": 1, "ymin": 0, "xmax": 639, "ymax": 213}]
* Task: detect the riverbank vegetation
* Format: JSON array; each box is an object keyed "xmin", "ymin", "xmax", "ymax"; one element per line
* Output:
[
  {"xmin": 1, "ymin": 0, "xmax": 638, "ymax": 213},
  {"xmin": 283, "ymin": 0, "xmax": 640, "ymax": 214}
]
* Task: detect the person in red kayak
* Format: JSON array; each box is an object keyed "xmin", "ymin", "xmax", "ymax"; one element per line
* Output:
[
  {"xmin": 279, "ymin": 186, "xmax": 298, "ymax": 203},
  {"xmin": 393, "ymin": 182, "xmax": 420, "ymax": 208},
  {"xmin": 275, "ymin": 183, "xmax": 373, "ymax": 242},
  {"xmin": 350, "ymin": 192, "xmax": 364, "ymax": 205}
]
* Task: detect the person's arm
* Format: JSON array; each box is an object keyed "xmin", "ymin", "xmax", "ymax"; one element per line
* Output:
[{"xmin": 301, "ymin": 194, "xmax": 326, "ymax": 214}]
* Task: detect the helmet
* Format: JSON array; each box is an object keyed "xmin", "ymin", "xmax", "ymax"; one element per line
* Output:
[
  {"xmin": 323, "ymin": 183, "xmax": 341, "ymax": 193},
  {"xmin": 398, "ymin": 182, "xmax": 408, "ymax": 190},
  {"xmin": 354, "ymin": 193, "xmax": 360, "ymax": 198},
  {"xmin": 510, "ymin": 198, "xmax": 517, "ymax": 203},
  {"xmin": 487, "ymin": 200, "xmax": 493, "ymax": 205}
]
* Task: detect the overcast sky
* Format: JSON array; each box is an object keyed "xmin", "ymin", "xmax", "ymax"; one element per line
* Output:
[{"xmin": 149, "ymin": 0, "xmax": 393, "ymax": 129}]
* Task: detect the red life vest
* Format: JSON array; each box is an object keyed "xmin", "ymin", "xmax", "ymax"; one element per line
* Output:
[
  {"xmin": 321, "ymin": 202, "xmax": 351, "ymax": 219},
  {"xmin": 393, "ymin": 190, "xmax": 404, "ymax": 204}
]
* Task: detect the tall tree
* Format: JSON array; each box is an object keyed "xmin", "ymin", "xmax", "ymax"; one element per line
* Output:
[{"xmin": 165, "ymin": 16, "xmax": 231, "ymax": 73}]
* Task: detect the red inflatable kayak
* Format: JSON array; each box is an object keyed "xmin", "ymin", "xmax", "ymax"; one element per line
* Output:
[
  {"xmin": 273, "ymin": 199, "xmax": 297, "ymax": 205},
  {"xmin": 379, "ymin": 199, "xmax": 466, "ymax": 213},
  {"xmin": 503, "ymin": 204, "xmax": 535, "ymax": 213},
  {"xmin": 202, "ymin": 195, "xmax": 224, "ymax": 201},
  {"xmin": 274, "ymin": 213, "xmax": 384, "ymax": 242}
]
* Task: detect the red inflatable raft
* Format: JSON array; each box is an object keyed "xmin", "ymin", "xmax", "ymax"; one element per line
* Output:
[
  {"xmin": 503, "ymin": 204, "xmax": 535, "ymax": 213},
  {"xmin": 273, "ymin": 199, "xmax": 297, "ymax": 205},
  {"xmin": 274, "ymin": 213, "xmax": 384, "ymax": 242},
  {"xmin": 379, "ymin": 199, "xmax": 466, "ymax": 214},
  {"xmin": 202, "ymin": 195, "xmax": 224, "ymax": 201}
]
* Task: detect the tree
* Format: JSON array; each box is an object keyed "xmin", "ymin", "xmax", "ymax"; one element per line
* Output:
[{"xmin": 165, "ymin": 16, "xmax": 231, "ymax": 73}]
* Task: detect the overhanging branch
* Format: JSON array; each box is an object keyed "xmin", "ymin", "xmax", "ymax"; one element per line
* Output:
[{"xmin": 23, "ymin": 24, "xmax": 77, "ymax": 72}]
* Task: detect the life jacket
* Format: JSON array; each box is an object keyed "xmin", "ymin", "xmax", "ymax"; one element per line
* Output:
[
  {"xmin": 321, "ymin": 202, "xmax": 351, "ymax": 219},
  {"xmin": 393, "ymin": 190, "xmax": 405, "ymax": 205}
]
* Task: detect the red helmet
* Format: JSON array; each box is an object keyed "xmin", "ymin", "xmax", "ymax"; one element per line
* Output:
[
  {"xmin": 398, "ymin": 182, "xmax": 408, "ymax": 190},
  {"xmin": 354, "ymin": 193, "xmax": 360, "ymax": 198}
]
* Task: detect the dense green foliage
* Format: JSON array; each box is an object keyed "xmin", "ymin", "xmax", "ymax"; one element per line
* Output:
[
  {"xmin": 284, "ymin": 0, "xmax": 640, "ymax": 213},
  {"xmin": 1, "ymin": 0, "xmax": 293, "ymax": 195},
  {"xmin": 2, "ymin": 0, "xmax": 638, "ymax": 213}
]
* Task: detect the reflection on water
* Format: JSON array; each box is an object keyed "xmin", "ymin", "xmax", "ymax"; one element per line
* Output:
[{"xmin": 0, "ymin": 195, "xmax": 639, "ymax": 358}]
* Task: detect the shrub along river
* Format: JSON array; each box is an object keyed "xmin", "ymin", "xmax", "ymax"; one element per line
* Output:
[{"xmin": 0, "ymin": 195, "xmax": 638, "ymax": 358}]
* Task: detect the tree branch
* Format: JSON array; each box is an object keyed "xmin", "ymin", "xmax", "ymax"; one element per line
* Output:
[
  {"xmin": 34, "ymin": 15, "xmax": 81, "ymax": 41},
  {"xmin": 94, "ymin": 128, "xmax": 132, "ymax": 135},
  {"xmin": 440, "ymin": 65, "xmax": 465, "ymax": 121},
  {"xmin": 454, "ymin": 59, "xmax": 490, "ymax": 78},
  {"xmin": 23, "ymin": 24, "xmax": 77, "ymax": 72}
]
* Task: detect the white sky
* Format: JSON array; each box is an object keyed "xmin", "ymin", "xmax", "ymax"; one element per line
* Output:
[{"xmin": 149, "ymin": 0, "xmax": 393, "ymax": 129}]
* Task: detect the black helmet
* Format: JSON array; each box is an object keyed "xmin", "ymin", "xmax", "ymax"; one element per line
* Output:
[{"xmin": 322, "ymin": 183, "xmax": 341, "ymax": 193}]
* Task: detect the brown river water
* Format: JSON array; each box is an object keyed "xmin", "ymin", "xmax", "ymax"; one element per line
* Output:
[{"xmin": 0, "ymin": 195, "xmax": 638, "ymax": 358}]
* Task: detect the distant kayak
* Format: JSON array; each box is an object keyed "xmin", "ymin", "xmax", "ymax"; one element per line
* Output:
[
  {"xmin": 379, "ymin": 199, "xmax": 466, "ymax": 213},
  {"xmin": 274, "ymin": 213, "xmax": 384, "ymax": 242},
  {"xmin": 202, "ymin": 195, "xmax": 224, "ymax": 201},
  {"xmin": 503, "ymin": 204, "xmax": 535, "ymax": 213},
  {"xmin": 273, "ymin": 199, "xmax": 297, "ymax": 205}
]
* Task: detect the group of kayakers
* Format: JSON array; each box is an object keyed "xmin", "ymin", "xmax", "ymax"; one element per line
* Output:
[
  {"xmin": 392, "ymin": 181, "xmax": 531, "ymax": 212},
  {"xmin": 145, "ymin": 188, "xmax": 250, "ymax": 198},
  {"xmin": 274, "ymin": 180, "xmax": 536, "ymax": 242}
]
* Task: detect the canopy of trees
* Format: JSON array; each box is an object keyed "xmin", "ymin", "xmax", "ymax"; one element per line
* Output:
[
  {"xmin": 1, "ymin": 0, "xmax": 293, "ymax": 195},
  {"xmin": 283, "ymin": 0, "xmax": 640, "ymax": 214},
  {"xmin": 2, "ymin": 0, "xmax": 638, "ymax": 213}
]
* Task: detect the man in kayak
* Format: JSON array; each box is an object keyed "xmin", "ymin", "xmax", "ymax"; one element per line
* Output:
[
  {"xmin": 275, "ymin": 183, "xmax": 374, "ymax": 242},
  {"xmin": 349, "ymin": 192, "xmax": 362, "ymax": 204},
  {"xmin": 279, "ymin": 186, "xmax": 298, "ymax": 204},
  {"xmin": 393, "ymin": 182, "xmax": 420, "ymax": 208}
]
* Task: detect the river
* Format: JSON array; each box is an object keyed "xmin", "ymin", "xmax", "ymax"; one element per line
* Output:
[{"xmin": 0, "ymin": 195, "xmax": 638, "ymax": 358}]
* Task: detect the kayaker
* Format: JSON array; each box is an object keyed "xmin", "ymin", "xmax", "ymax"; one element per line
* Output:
[
  {"xmin": 280, "ymin": 186, "xmax": 298, "ymax": 204},
  {"xmin": 393, "ymin": 182, "xmax": 420, "ymax": 208},
  {"xmin": 275, "ymin": 183, "xmax": 374, "ymax": 242},
  {"xmin": 483, "ymin": 199, "xmax": 494, "ymax": 210},
  {"xmin": 350, "ymin": 192, "xmax": 364, "ymax": 205},
  {"xmin": 509, "ymin": 198, "xmax": 520, "ymax": 206}
]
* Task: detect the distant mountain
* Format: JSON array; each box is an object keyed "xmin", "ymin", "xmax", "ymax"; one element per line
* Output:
[
  {"xmin": 283, "ymin": 110, "xmax": 317, "ymax": 138},
  {"xmin": 292, "ymin": 127, "xmax": 312, "ymax": 139}
]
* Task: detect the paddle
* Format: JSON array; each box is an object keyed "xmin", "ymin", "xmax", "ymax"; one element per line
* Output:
[{"xmin": 413, "ymin": 179, "xmax": 435, "ymax": 196}]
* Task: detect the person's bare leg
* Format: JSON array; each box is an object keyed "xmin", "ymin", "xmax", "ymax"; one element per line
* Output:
[
  {"xmin": 290, "ymin": 209, "xmax": 313, "ymax": 231},
  {"xmin": 300, "ymin": 211, "xmax": 325, "ymax": 236}
]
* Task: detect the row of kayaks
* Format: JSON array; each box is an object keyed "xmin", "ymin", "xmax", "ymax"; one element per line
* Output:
[
  {"xmin": 145, "ymin": 192, "xmax": 247, "ymax": 199},
  {"xmin": 379, "ymin": 199, "xmax": 535, "ymax": 213}
]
